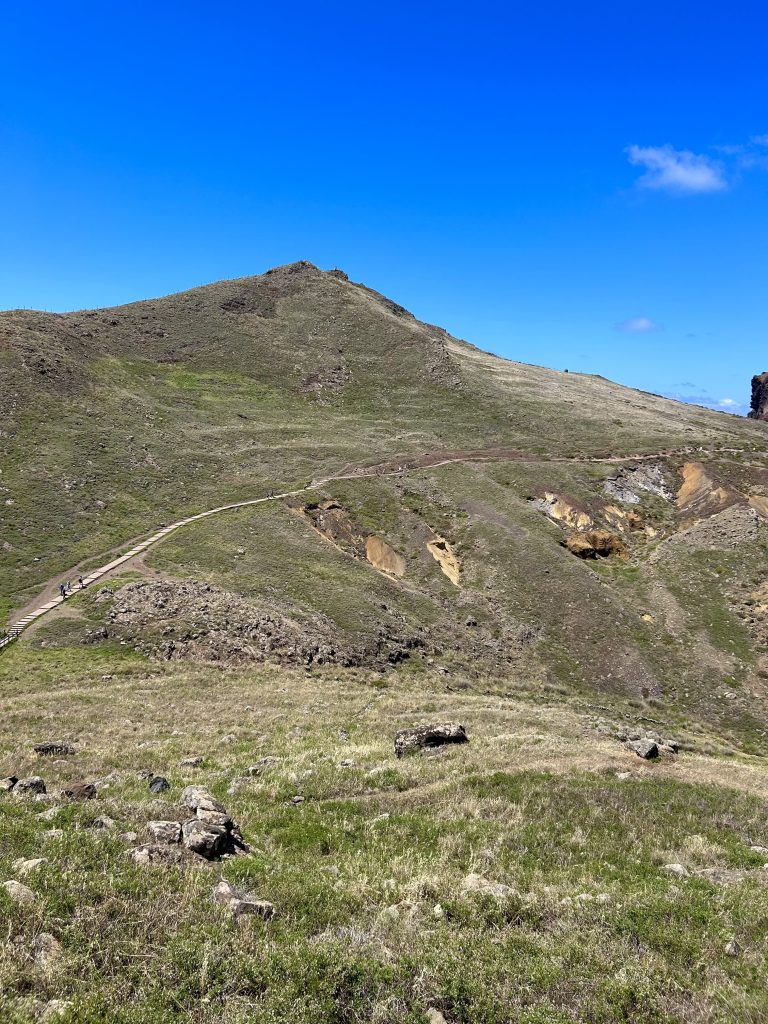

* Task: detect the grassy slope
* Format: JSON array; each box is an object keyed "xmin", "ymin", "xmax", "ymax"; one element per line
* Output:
[{"xmin": 1, "ymin": 642, "xmax": 768, "ymax": 1023}]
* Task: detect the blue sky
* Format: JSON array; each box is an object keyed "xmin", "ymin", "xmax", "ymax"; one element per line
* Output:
[{"xmin": 1, "ymin": 2, "xmax": 766, "ymax": 414}]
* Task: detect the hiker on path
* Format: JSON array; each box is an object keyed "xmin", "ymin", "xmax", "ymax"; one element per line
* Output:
[
  {"xmin": 78, "ymin": 576, "xmax": 84, "ymax": 589},
  {"xmin": 59, "ymin": 584, "xmax": 66, "ymax": 598}
]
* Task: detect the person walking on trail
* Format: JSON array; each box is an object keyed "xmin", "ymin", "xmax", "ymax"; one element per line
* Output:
[
  {"xmin": 78, "ymin": 576, "xmax": 84, "ymax": 589},
  {"xmin": 59, "ymin": 584, "xmax": 66, "ymax": 598}
]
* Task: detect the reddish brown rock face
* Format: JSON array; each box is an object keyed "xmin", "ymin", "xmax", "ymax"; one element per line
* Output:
[{"xmin": 748, "ymin": 372, "xmax": 768, "ymax": 421}]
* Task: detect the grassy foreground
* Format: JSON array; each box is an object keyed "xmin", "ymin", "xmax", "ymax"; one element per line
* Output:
[{"xmin": 1, "ymin": 641, "xmax": 767, "ymax": 1023}]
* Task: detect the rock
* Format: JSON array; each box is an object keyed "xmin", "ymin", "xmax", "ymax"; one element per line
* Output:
[
  {"xmin": 394, "ymin": 723, "xmax": 468, "ymax": 758},
  {"xmin": 247, "ymin": 757, "xmax": 278, "ymax": 776},
  {"xmin": 338, "ymin": 759, "xmax": 355, "ymax": 768},
  {"xmin": 221, "ymin": 733, "xmax": 237, "ymax": 744},
  {"xmin": 180, "ymin": 756, "xmax": 204, "ymax": 767},
  {"xmin": 119, "ymin": 832, "xmax": 139, "ymax": 844},
  {"xmin": 565, "ymin": 529, "xmax": 626, "ymax": 559},
  {"xmin": 748, "ymin": 371, "xmax": 768, "ymax": 421},
  {"xmin": 94, "ymin": 770, "xmax": 121, "ymax": 791},
  {"xmin": 180, "ymin": 785, "xmax": 226, "ymax": 814},
  {"xmin": 136, "ymin": 769, "xmax": 154, "ymax": 780},
  {"xmin": 127, "ymin": 843, "xmax": 188, "ymax": 867},
  {"xmin": 147, "ymin": 820, "xmax": 182, "ymax": 844},
  {"xmin": 749, "ymin": 845, "xmax": 768, "ymax": 854},
  {"xmin": 182, "ymin": 819, "xmax": 227, "ymax": 859},
  {"xmin": 40, "ymin": 1000, "xmax": 73, "ymax": 1021},
  {"xmin": 34, "ymin": 932, "xmax": 62, "ymax": 970},
  {"xmin": 291, "ymin": 795, "xmax": 305, "ymax": 805},
  {"xmin": 626, "ymin": 738, "xmax": 659, "ymax": 760},
  {"xmin": 12, "ymin": 857, "xmax": 46, "ymax": 876},
  {"xmin": 91, "ymin": 815, "xmax": 116, "ymax": 830},
  {"xmin": 426, "ymin": 1010, "xmax": 448, "ymax": 1024},
  {"xmin": 13, "ymin": 776, "xmax": 46, "ymax": 796},
  {"xmin": 0, "ymin": 776, "xmax": 18, "ymax": 791},
  {"xmin": 227, "ymin": 776, "xmax": 249, "ymax": 795},
  {"xmin": 37, "ymin": 807, "xmax": 59, "ymax": 821},
  {"xmin": 148, "ymin": 776, "xmax": 170, "ymax": 794},
  {"xmin": 61, "ymin": 782, "xmax": 97, "ymax": 801},
  {"xmin": 212, "ymin": 879, "xmax": 275, "ymax": 919},
  {"xmin": 663, "ymin": 863, "xmax": 689, "ymax": 878},
  {"xmin": 34, "ymin": 742, "xmax": 75, "ymax": 756},
  {"xmin": 724, "ymin": 937, "xmax": 742, "ymax": 957},
  {"xmin": 461, "ymin": 873, "xmax": 511, "ymax": 899},
  {"xmin": 3, "ymin": 879, "xmax": 36, "ymax": 903}
]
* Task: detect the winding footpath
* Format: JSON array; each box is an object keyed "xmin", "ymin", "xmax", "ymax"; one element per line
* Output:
[{"xmin": 0, "ymin": 443, "xmax": 732, "ymax": 652}]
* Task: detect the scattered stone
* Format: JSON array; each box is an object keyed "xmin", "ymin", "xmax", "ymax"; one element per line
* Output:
[
  {"xmin": 221, "ymin": 733, "xmax": 237, "ymax": 744},
  {"xmin": 625, "ymin": 738, "xmax": 659, "ymax": 760},
  {"xmin": 338, "ymin": 759, "xmax": 355, "ymax": 768},
  {"xmin": 119, "ymin": 832, "xmax": 139, "ymax": 844},
  {"xmin": 61, "ymin": 782, "xmax": 97, "ymax": 801},
  {"xmin": 3, "ymin": 879, "xmax": 36, "ymax": 903},
  {"xmin": 13, "ymin": 776, "xmax": 46, "ymax": 797},
  {"xmin": 182, "ymin": 819, "xmax": 227, "ymax": 859},
  {"xmin": 40, "ymin": 1000, "xmax": 73, "ymax": 1022},
  {"xmin": 34, "ymin": 742, "xmax": 75, "ymax": 756},
  {"xmin": 147, "ymin": 820, "xmax": 182, "ymax": 844},
  {"xmin": 724, "ymin": 937, "xmax": 742, "ymax": 957},
  {"xmin": 1, "ymin": 776, "xmax": 18, "ymax": 791},
  {"xmin": 94, "ymin": 770, "xmax": 122, "ymax": 791},
  {"xmin": 749, "ymin": 845, "xmax": 768, "ymax": 854},
  {"xmin": 180, "ymin": 785, "xmax": 226, "ymax": 814},
  {"xmin": 426, "ymin": 1009, "xmax": 448, "ymax": 1024},
  {"xmin": 127, "ymin": 843, "xmax": 188, "ymax": 867},
  {"xmin": 432, "ymin": 903, "xmax": 444, "ymax": 919},
  {"xmin": 227, "ymin": 776, "xmax": 249, "ymax": 795},
  {"xmin": 34, "ymin": 932, "xmax": 62, "ymax": 970},
  {"xmin": 148, "ymin": 776, "xmax": 170, "ymax": 794},
  {"xmin": 461, "ymin": 873, "xmax": 511, "ymax": 899},
  {"xmin": 91, "ymin": 815, "xmax": 116, "ymax": 830},
  {"xmin": 291, "ymin": 795, "xmax": 305, "ymax": 805},
  {"xmin": 663, "ymin": 863, "xmax": 689, "ymax": 878},
  {"xmin": 248, "ymin": 757, "xmax": 278, "ymax": 776},
  {"xmin": 136, "ymin": 769, "xmax": 154, "ymax": 780},
  {"xmin": 212, "ymin": 879, "xmax": 275, "ymax": 919},
  {"xmin": 37, "ymin": 807, "xmax": 59, "ymax": 822},
  {"xmin": 180, "ymin": 756, "xmax": 204, "ymax": 767},
  {"xmin": 394, "ymin": 723, "xmax": 468, "ymax": 758},
  {"xmin": 338, "ymin": 729, "xmax": 350, "ymax": 742},
  {"xmin": 12, "ymin": 858, "xmax": 46, "ymax": 876}
]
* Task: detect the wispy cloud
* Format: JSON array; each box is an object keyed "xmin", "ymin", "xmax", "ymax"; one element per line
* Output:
[
  {"xmin": 615, "ymin": 316, "xmax": 663, "ymax": 333},
  {"xmin": 625, "ymin": 145, "xmax": 727, "ymax": 194},
  {"xmin": 751, "ymin": 134, "xmax": 768, "ymax": 146},
  {"xmin": 662, "ymin": 391, "xmax": 747, "ymax": 415}
]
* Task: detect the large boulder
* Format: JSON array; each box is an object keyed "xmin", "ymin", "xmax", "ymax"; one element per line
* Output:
[
  {"xmin": 394, "ymin": 723, "xmax": 468, "ymax": 758},
  {"xmin": 3, "ymin": 879, "xmax": 36, "ymax": 903},
  {"xmin": 626, "ymin": 738, "xmax": 659, "ymax": 760},
  {"xmin": 180, "ymin": 785, "xmax": 227, "ymax": 815},
  {"xmin": 182, "ymin": 819, "xmax": 227, "ymax": 860}
]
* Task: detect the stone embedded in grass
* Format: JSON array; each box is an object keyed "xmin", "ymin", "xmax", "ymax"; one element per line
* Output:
[
  {"xmin": 147, "ymin": 820, "xmax": 182, "ymax": 844},
  {"xmin": 127, "ymin": 843, "xmax": 189, "ymax": 867},
  {"xmin": 394, "ymin": 723, "xmax": 468, "ymax": 758},
  {"xmin": 91, "ymin": 815, "xmax": 116, "ymax": 830},
  {"xmin": 34, "ymin": 742, "xmax": 75, "ymax": 756},
  {"xmin": 13, "ymin": 776, "xmax": 46, "ymax": 797},
  {"xmin": 0, "ymin": 776, "xmax": 18, "ymax": 791},
  {"xmin": 212, "ymin": 879, "xmax": 275, "ymax": 919},
  {"xmin": 148, "ymin": 776, "xmax": 170, "ymax": 794},
  {"xmin": 12, "ymin": 857, "xmax": 46, "ymax": 876},
  {"xmin": 33, "ymin": 932, "xmax": 62, "ymax": 970},
  {"xmin": 180, "ymin": 785, "xmax": 226, "ymax": 814},
  {"xmin": 3, "ymin": 879, "xmax": 36, "ymax": 903},
  {"xmin": 426, "ymin": 1009, "xmax": 448, "ymax": 1024},
  {"xmin": 61, "ymin": 782, "xmax": 97, "ymax": 801},
  {"xmin": 625, "ymin": 738, "xmax": 659, "ymax": 759},
  {"xmin": 461, "ymin": 873, "xmax": 511, "ymax": 899},
  {"xmin": 180, "ymin": 756, "xmax": 204, "ymax": 767},
  {"xmin": 247, "ymin": 757, "xmax": 278, "ymax": 776},
  {"xmin": 724, "ymin": 938, "xmax": 742, "ymax": 957},
  {"xmin": 663, "ymin": 863, "xmax": 689, "ymax": 877},
  {"xmin": 136, "ymin": 769, "xmax": 154, "ymax": 780}
]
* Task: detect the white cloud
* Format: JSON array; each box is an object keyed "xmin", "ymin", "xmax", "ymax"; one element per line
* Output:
[
  {"xmin": 662, "ymin": 391, "xmax": 747, "ymax": 415},
  {"xmin": 625, "ymin": 144, "xmax": 727, "ymax": 194},
  {"xmin": 751, "ymin": 134, "xmax": 768, "ymax": 146},
  {"xmin": 716, "ymin": 397, "xmax": 738, "ymax": 408},
  {"xmin": 615, "ymin": 316, "xmax": 663, "ymax": 333}
]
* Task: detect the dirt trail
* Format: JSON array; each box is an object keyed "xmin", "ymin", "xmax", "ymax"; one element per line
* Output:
[{"xmin": 0, "ymin": 443, "xmax": 743, "ymax": 649}]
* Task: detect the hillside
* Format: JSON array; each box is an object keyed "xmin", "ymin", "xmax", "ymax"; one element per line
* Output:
[{"xmin": 2, "ymin": 263, "xmax": 768, "ymax": 1023}]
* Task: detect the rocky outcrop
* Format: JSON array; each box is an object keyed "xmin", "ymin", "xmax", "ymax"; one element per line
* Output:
[
  {"xmin": 565, "ymin": 530, "xmax": 626, "ymax": 559},
  {"xmin": 394, "ymin": 723, "xmax": 468, "ymax": 757},
  {"xmin": 748, "ymin": 372, "xmax": 768, "ymax": 421},
  {"xmin": 426, "ymin": 537, "xmax": 460, "ymax": 585}
]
